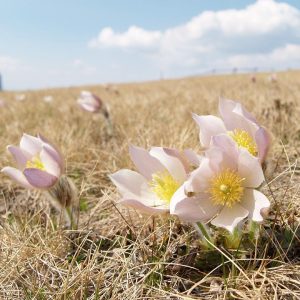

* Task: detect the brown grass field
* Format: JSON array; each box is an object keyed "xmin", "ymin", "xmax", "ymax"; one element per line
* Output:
[{"xmin": 0, "ymin": 71, "xmax": 300, "ymax": 299}]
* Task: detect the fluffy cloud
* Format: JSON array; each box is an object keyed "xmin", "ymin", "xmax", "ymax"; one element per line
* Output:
[
  {"xmin": 89, "ymin": 26, "xmax": 162, "ymax": 49},
  {"xmin": 89, "ymin": 0, "xmax": 300, "ymax": 71},
  {"xmin": 225, "ymin": 44, "xmax": 300, "ymax": 69}
]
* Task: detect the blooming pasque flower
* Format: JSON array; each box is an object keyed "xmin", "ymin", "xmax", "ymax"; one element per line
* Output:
[
  {"xmin": 110, "ymin": 145, "xmax": 191, "ymax": 214},
  {"xmin": 15, "ymin": 94, "xmax": 26, "ymax": 101},
  {"xmin": 170, "ymin": 135, "xmax": 270, "ymax": 233},
  {"xmin": 77, "ymin": 91, "xmax": 103, "ymax": 113},
  {"xmin": 1, "ymin": 134, "xmax": 64, "ymax": 189},
  {"xmin": 192, "ymin": 98, "xmax": 270, "ymax": 162},
  {"xmin": 43, "ymin": 95, "xmax": 53, "ymax": 103}
]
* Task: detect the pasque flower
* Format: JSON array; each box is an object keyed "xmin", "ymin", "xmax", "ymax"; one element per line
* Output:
[
  {"xmin": 170, "ymin": 135, "xmax": 270, "ymax": 233},
  {"xmin": 1, "ymin": 133, "xmax": 64, "ymax": 189},
  {"xmin": 77, "ymin": 90, "xmax": 113, "ymax": 136},
  {"xmin": 110, "ymin": 145, "xmax": 191, "ymax": 214},
  {"xmin": 43, "ymin": 95, "xmax": 53, "ymax": 103},
  {"xmin": 192, "ymin": 98, "xmax": 270, "ymax": 162},
  {"xmin": 77, "ymin": 91, "xmax": 104, "ymax": 113}
]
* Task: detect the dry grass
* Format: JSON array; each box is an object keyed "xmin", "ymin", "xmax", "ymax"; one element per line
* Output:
[{"xmin": 0, "ymin": 71, "xmax": 300, "ymax": 299}]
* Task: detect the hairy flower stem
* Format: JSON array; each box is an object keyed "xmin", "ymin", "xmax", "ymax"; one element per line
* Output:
[
  {"xmin": 102, "ymin": 107, "xmax": 114, "ymax": 137},
  {"xmin": 249, "ymin": 221, "xmax": 259, "ymax": 242},
  {"xmin": 193, "ymin": 222, "xmax": 214, "ymax": 250},
  {"xmin": 46, "ymin": 175, "xmax": 79, "ymax": 229}
]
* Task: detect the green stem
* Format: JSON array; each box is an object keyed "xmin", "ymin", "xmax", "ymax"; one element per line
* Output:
[
  {"xmin": 46, "ymin": 175, "xmax": 79, "ymax": 230},
  {"xmin": 249, "ymin": 221, "xmax": 259, "ymax": 242},
  {"xmin": 193, "ymin": 222, "xmax": 214, "ymax": 249}
]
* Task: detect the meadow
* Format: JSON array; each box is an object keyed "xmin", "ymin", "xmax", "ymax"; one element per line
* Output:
[{"xmin": 0, "ymin": 71, "xmax": 300, "ymax": 299}]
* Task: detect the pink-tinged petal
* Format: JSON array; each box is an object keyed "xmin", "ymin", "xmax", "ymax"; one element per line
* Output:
[
  {"xmin": 78, "ymin": 100, "xmax": 99, "ymax": 113},
  {"xmin": 110, "ymin": 169, "xmax": 149, "ymax": 198},
  {"xmin": 37, "ymin": 134, "xmax": 64, "ymax": 171},
  {"xmin": 163, "ymin": 148, "xmax": 189, "ymax": 173},
  {"xmin": 40, "ymin": 146, "xmax": 62, "ymax": 177},
  {"xmin": 20, "ymin": 134, "xmax": 42, "ymax": 156},
  {"xmin": 170, "ymin": 185, "xmax": 221, "ymax": 222},
  {"xmin": 77, "ymin": 91, "xmax": 102, "ymax": 113},
  {"xmin": 183, "ymin": 149, "xmax": 202, "ymax": 167},
  {"xmin": 211, "ymin": 204, "xmax": 249, "ymax": 233},
  {"xmin": 149, "ymin": 147, "xmax": 187, "ymax": 183},
  {"xmin": 220, "ymin": 98, "xmax": 257, "ymax": 124},
  {"xmin": 255, "ymin": 127, "xmax": 271, "ymax": 162},
  {"xmin": 240, "ymin": 189, "xmax": 270, "ymax": 222},
  {"xmin": 109, "ymin": 169, "xmax": 165, "ymax": 209},
  {"xmin": 7, "ymin": 145, "xmax": 30, "ymax": 169},
  {"xmin": 192, "ymin": 114, "xmax": 226, "ymax": 148},
  {"xmin": 238, "ymin": 148, "xmax": 264, "ymax": 188},
  {"xmin": 1, "ymin": 167, "xmax": 33, "ymax": 188},
  {"xmin": 81, "ymin": 90, "xmax": 102, "ymax": 107},
  {"xmin": 219, "ymin": 98, "xmax": 236, "ymax": 117},
  {"xmin": 184, "ymin": 157, "xmax": 215, "ymax": 193},
  {"xmin": 219, "ymin": 98, "xmax": 258, "ymax": 136},
  {"xmin": 129, "ymin": 145, "xmax": 164, "ymax": 181},
  {"xmin": 24, "ymin": 168, "xmax": 58, "ymax": 189},
  {"xmin": 209, "ymin": 135, "xmax": 239, "ymax": 171},
  {"xmin": 120, "ymin": 199, "xmax": 169, "ymax": 215}
]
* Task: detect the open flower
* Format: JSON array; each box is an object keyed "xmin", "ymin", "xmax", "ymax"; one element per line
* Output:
[
  {"xmin": 170, "ymin": 135, "xmax": 270, "ymax": 233},
  {"xmin": 110, "ymin": 145, "xmax": 191, "ymax": 214},
  {"xmin": 192, "ymin": 98, "xmax": 270, "ymax": 162},
  {"xmin": 77, "ymin": 91, "xmax": 103, "ymax": 113},
  {"xmin": 1, "ymin": 134, "xmax": 64, "ymax": 189},
  {"xmin": 43, "ymin": 95, "xmax": 53, "ymax": 103},
  {"xmin": 15, "ymin": 94, "xmax": 26, "ymax": 101}
]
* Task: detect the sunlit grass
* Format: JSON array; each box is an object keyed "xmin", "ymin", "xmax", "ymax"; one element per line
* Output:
[{"xmin": 0, "ymin": 71, "xmax": 300, "ymax": 299}]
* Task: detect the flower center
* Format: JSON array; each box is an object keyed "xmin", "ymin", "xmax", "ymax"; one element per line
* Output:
[
  {"xmin": 210, "ymin": 169, "xmax": 244, "ymax": 207},
  {"xmin": 150, "ymin": 171, "xmax": 179, "ymax": 203},
  {"xmin": 26, "ymin": 156, "xmax": 45, "ymax": 170},
  {"xmin": 228, "ymin": 129, "xmax": 258, "ymax": 156}
]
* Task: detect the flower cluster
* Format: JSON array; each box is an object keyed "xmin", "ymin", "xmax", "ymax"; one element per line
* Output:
[{"xmin": 110, "ymin": 98, "xmax": 271, "ymax": 233}]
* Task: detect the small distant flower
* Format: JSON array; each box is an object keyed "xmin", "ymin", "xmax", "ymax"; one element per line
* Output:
[
  {"xmin": 251, "ymin": 74, "xmax": 256, "ymax": 83},
  {"xmin": 0, "ymin": 99, "xmax": 6, "ymax": 107},
  {"xmin": 193, "ymin": 98, "xmax": 270, "ymax": 162},
  {"xmin": 104, "ymin": 83, "xmax": 119, "ymax": 95},
  {"xmin": 77, "ymin": 91, "xmax": 103, "ymax": 113},
  {"xmin": 110, "ymin": 145, "xmax": 191, "ymax": 214},
  {"xmin": 43, "ymin": 95, "xmax": 53, "ymax": 103},
  {"xmin": 1, "ymin": 134, "xmax": 64, "ymax": 189},
  {"xmin": 269, "ymin": 73, "xmax": 277, "ymax": 83},
  {"xmin": 77, "ymin": 90, "xmax": 114, "ymax": 136},
  {"xmin": 171, "ymin": 135, "xmax": 270, "ymax": 233},
  {"xmin": 15, "ymin": 94, "xmax": 26, "ymax": 101}
]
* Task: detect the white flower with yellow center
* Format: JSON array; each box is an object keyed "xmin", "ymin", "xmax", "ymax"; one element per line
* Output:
[
  {"xmin": 170, "ymin": 135, "xmax": 270, "ymax": 233},
  {"xmin": 1, "ymin": 134, "xmax": 64, "ymax": 189},
  {"xmin": 192, "ymin": 98, "xmax": 270, "ymax": 162},
  {"xmin": 110, "ymin": 145, "xmax": 194, "ymax": 214}
]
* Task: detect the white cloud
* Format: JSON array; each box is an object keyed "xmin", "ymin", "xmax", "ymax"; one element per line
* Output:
[
  {"xmin": 89, "ymin": 26, "xmax": 162, "ymax": 49},
  {"xmin": 88, "ymin": 0, "xmax": 300, "ymax": 71},
  {"xmin": 226, "ymin": 44, "xmax": 300, "ymax": 69}
]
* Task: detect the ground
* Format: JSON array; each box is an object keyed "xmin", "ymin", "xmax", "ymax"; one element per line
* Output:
[{"xmin": 0, "ymin": 71, "xmax": 300, "ymax": 299}]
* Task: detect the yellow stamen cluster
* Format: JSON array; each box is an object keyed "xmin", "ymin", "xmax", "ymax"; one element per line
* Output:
[
  {"xmin": 210, "ymin": 169, "xmax": 244, "ymax": 207},
  {"xmin": 150, "ymin": 172, "xmax": 179, "ymax": 203},
  {"xmin": 228, "ymin": 129, "xmax": 258, "ymax": 156},
  {"xmin": 26, "ymin": 157, "xmax": 45, "ymax": 170}
]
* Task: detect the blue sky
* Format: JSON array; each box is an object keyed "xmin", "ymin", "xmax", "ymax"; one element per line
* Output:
[{"xmin": 1, "ymin": 0, "xmax": 300, "ymax": 90}]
